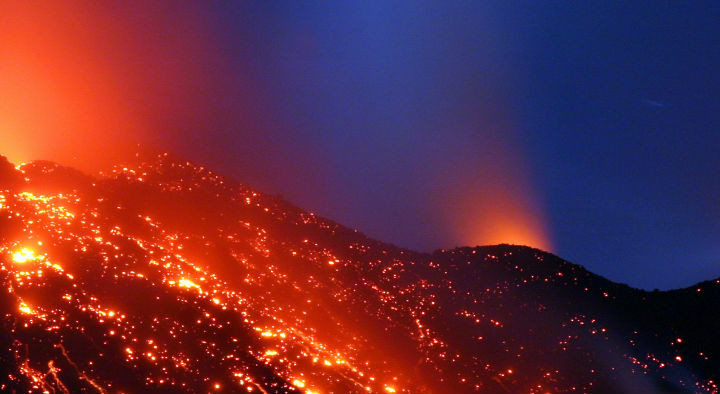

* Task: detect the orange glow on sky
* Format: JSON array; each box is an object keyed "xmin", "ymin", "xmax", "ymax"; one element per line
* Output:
[
  {"xmin": 0, "ymin": 3, "xmax": 137, "ymax": 169},
  {"xmin": 0, "ymin": 3, "xmax": 553, "ymax": 252},
  {"xmin": 464, "ymin": 193, "xmax": 552, "ymax": 251},
  {"xmin": 0, "ymin": 3, "xmax": 214, "ymax": 171},
  {"xmin": 435, "ymin": 127, "xmax": 553, "ymax": 252},
  {"xmin": 453, "ymin": 191, "xmax": 553, "ymax": 252}
]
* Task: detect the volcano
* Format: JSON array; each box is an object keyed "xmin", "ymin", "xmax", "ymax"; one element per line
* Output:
[{"xmin": 0, "ymin": 153, "xmax": 717, "ymax": 394}]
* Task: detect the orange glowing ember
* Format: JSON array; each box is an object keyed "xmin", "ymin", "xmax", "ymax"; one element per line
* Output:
[
  {"xmin": 11, "ymin": 248, "xmax": 41, "ymax": 264},
  {"xmin": 0, "ymin": 155, "xmax": 708, "ymax": 393},
  {"xmin": 177, "ymin": 278, "xmax": 200, "ymax": 290},
  {"xmin": 18, "ymin": 301, "xmax": 34, "ymax": 315}
]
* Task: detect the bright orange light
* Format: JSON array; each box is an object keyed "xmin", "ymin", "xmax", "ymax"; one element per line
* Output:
[
  {"xmin": 441, "ymin": 174, "xmax": 552, "ymax": 251},
  {"xmin": 18, "ymin": 301, "xmax": 34, "ymax": 315},
  {"xmin": 0, "ymin": 3, "xmax": 217, "ymax": 171},
  {"xmin": 423, "ymin": 113, "xmax": 554, "ymax": 253},
  {"xmin": 469, "ymin": 199, "xmax": 551, "ymax": 250},
  {"xmin": 12, "ymin": 248, "xmax": 41, "ymax": 264},
  {"xmin": 177, "ymin": 278, "xmax": 200, "ymax": 290}
]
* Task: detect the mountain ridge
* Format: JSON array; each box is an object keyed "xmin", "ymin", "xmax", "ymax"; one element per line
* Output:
[
  {"xmin": 0, "ymin": 153, "xmax": 717, "ymax": 394},
  {"xmin": 8, "ymin": 154, "xmax": 712, "ymax": 293}
]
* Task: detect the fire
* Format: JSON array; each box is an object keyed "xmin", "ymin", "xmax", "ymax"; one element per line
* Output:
[
  {"xmin": 12, "ymin": 248, "xmax": 41, "ymax": 264},
  {"xmin": 177, "ymin": 278, "xmax": 201, "ymax": 290},
  {"xmin": 18, "ymin": 301, "xmax": 34, "ymax": 315},
  {"xmin": 0, "ymin": 154, "xmax": 703, "ymax": 394}
]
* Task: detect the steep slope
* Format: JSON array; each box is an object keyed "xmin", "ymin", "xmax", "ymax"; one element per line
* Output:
[{"xmin": 0, "ymin": 153, "xmax": 716, "ymax": 394}]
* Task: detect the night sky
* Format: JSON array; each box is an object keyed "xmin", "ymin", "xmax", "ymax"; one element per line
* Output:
[{"xmin": 1, "ymin": 2, "xmax": 719, "ymax": 289}]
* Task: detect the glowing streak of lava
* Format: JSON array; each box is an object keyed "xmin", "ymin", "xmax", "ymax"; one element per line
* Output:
[
  {"xmin": 18, "ymin": 301, "xmax": 34, "ymax": 315},
  {"xmin": 12, "ymin": 248, "xmax": 42, "ymax": 264}
]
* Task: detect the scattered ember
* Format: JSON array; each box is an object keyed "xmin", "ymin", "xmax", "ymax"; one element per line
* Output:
[{"xmin": 0, "ymin": 153, "xmax": 716, "ymax": 394}]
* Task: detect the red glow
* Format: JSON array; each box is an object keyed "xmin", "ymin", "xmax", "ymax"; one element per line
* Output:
[
  {"xmin": 465, "ymin": 190, "xmax": 551, "ymax": 251},
  {"xmin": 0, "ymin": 156, "xmax": 707, "ymax": 393},
  {"xmin": 0, "ymin": 3, "xmax": 218, "ymax": 171},
  {"xmin": 435, "ymin": 127, "xmax": 553, "ymax": 252},
  {"xmin": 0, "ymin": 3, "xmax": 551, "ymax": 254}
]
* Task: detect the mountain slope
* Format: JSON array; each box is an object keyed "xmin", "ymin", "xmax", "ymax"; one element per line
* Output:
[{"xmin": 0, "ymin": 153, "xmax": 717, "ymax": 394}]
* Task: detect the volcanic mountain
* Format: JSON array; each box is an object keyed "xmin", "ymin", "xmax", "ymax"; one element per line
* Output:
[{"xmin": 0, "ymin": 153, "xmax": 717, "ymax": 394}]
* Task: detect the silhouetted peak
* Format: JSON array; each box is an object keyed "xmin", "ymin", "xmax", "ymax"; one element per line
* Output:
[
  {"xmin": 0, "ymin": 153, "xmax": 717, "ymax": 394},
  {"xmin": 19, "ymin": 160, "xmax": 95, "ymax": 193},
  {"xmin": 0, "ymin": 155, "xmax": 23, "ymax": 189},
  {"xmin": 107, "ymin": 151, "xmax": 248, "ymax": 195}
]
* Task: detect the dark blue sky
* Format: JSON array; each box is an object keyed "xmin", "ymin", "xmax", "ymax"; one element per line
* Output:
[
  {"xmin": 175, "ymin": 1, "xmax": 720, "ymax": 290},
  {"xmin": 4, "ymin": 2, "xmax": 719, "ymax": 289},
  {"xmin": 164, "ymin": 1, "xmax": 719, "ymax": 290},
  {"xmin": 510, "ymin": 2, "xmax": 720, "ymax": 289}
]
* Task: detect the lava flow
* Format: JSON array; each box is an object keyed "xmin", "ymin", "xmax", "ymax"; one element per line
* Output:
[{"xmin": 0, "ymin": 153, "xmax": 717, "ymax": 394}]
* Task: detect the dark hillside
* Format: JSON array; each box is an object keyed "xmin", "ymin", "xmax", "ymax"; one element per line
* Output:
[{"xmin": 0, "ymin": 154, "xmax": 716, "ymax": 394}]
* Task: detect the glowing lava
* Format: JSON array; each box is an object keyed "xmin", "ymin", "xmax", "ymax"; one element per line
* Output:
[
  {"xmin": 0, "ymin": 155, "xmax": 713, "ymax": 394},
  {"xmin": 11, "ymin": 248, "xmax": 41, "ymax": 264},
  {"xmin": 18, "ymin": 301, "xmax": 34, "ymax": 315}
]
